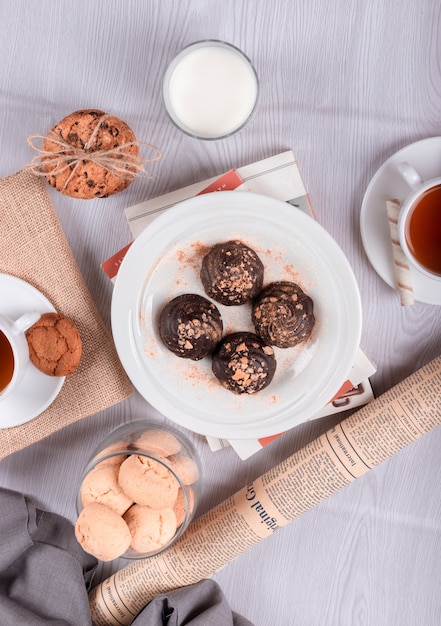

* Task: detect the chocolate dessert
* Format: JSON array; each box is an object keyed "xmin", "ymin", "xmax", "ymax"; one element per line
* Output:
[
  {"xmin": 200, "ymin": 240, "xmax": 264, "ymax": 306},
  {"xmin": 159, "ymin": 293, "xmax": 223, "ymax": 360},
  {"xmin": 211, "ymin": 332, "xmax": 276, "ymax": 394},
  {"xmin": 251, "ymin": 281, "xmax": 315, "ymax": 348}
]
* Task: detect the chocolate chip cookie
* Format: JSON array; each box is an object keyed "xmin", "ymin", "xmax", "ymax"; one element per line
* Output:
[{"xmin": 41, "ymin": 109, "xmax": 139, "ymax": 199}]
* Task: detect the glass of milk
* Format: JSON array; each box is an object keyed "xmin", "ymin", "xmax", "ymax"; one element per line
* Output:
[{"xmin": 162, "ymin": 40, "xmax": 259, "ymax": 140}]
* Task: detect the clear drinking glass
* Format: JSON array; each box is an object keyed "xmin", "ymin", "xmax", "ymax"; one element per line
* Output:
[{"xmin": 162, "ymin": 39, "xmax": 259, "ymax": 140}]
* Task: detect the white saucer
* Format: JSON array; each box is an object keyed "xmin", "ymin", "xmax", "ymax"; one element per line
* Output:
[
  {"xmin": 0, "ymin": 274, "xmax": 65, "ymax": 428},
  {"xmin": 360, "ymin": 136, "xmax": 441, "ymax": 305}
]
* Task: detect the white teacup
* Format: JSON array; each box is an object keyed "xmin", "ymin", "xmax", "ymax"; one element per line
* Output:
[
  {"xmin": 0, "ymin": 311, "xmax": 40, "ymax": 400},
  {"xmin": 396, "ymin": 162, "xmax": 441, "ymax": 280}
]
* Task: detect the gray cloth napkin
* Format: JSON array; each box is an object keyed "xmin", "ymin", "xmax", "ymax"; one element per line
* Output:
[
  {"xmin": 133, "ymin": 578, "xmax": 254, "ymax": 626},
  {"xmin": 0, "ymin": 488, "xmax": 254, "ymax": 626},
  {"xmin": 0, "ymin": 487, "xmax": 97, "ymax": 625}
]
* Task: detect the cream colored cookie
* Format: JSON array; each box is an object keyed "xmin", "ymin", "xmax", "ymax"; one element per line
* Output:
[
  {"xmin": 75, "ymin": 502, "xmax": 131, "ymax": 561},
  {"xmin": 133, "ymin": 429, "xmax": 182, "ymax": 457},
  {"xmin": 123, "ymin": 505, "xmax": 177, "ymax": 553},
  {"xmin": 80, "ymin": 463, "xmax": 133, "ymax": 516},
  {"xmin": 118, "ymin": 454, "xmax": 179, "ymax": 509},
  {"xmin": 167, "ymin": 454, "xmax": 200, "ymax": 485},
  {"xmin": 173, "ymin": 486, "xmax": 195, "ymax": 527}
]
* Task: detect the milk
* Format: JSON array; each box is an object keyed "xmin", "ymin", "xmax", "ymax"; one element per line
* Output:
[{"xmin": 163, "ymin": 41, "xmax": 258, "ymax": 139}]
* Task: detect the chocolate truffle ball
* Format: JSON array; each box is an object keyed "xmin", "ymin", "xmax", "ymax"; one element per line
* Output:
[
  {"xmin": 159, "ymin": 294, "xmax": 223, "ymax": 361},
  {"xmin": 211, "ymin": 332, "xmax": 276, "ymax": 394},
  {"xmin": 200, "ymin": 240, "xmax": 264, "ymax": 306},
  {"xmin": 251, "ymin": 281, "xmax": 315, "ymax": 348}
]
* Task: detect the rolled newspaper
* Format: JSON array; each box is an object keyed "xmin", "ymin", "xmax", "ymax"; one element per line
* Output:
[{"xmin": 89, "ymin": 355, "xmax": 441, "ymax": 625}]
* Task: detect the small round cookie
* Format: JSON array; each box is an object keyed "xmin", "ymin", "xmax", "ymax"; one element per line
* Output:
[
  {"xmin": 26, "ymin": 312, "xmax": 82, "ymax": 376},
  {"xmin": 123, "ymin": 505, "xmax": 177, "ymax": 554},
  {"xmin": 132, "ymin": 429, "xmax": 182, "ymax": 457},
  {"xmin": 80, "ymin": 463, "xmax": 133, "ymax": 516},
  {"xmin": 200, "ymin": 240, "xmax": 264, "ymax": 306},
  {"xmin": 118, "ymin": 454, "xmax": 180, "ymax": 509},
  {"xmin": 173, "ymin": 486, "xmax": 195, "ymax": 527},
  {"xmin": 212, "ymin": 332, "xmax": 276, "ymax": 395},
  {"xmin": 41, "ymin": 109, "xmax": 139, "ymax": 199},
  {"xmin": 167, "ymin": 455, "xmax": 200, "ymax": 485},
  {"xmin": 159, "ymin": 293, "xmax": 223, "ymax": 361},
  {"xmin": 75, "ymin": 502, "xmax": 132, "ymax": 561}
]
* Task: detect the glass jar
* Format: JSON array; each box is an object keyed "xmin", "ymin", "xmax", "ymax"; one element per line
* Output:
[{"xmin": 75, "ymin": 420, "xmax": 201, "ymax": 560}]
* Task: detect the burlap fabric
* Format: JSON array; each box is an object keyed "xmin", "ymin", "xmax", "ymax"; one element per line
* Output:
[{"xmin": 0, "ymin": 169, "xmax": 132, "ymax": 459}]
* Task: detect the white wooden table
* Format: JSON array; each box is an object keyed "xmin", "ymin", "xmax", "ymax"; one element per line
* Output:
[{"xmin": 0, "ymin": 1, "xmax": 440, "ymax": 624}]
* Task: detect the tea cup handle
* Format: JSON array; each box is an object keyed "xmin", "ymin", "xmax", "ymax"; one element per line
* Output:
[
  {"xmin": 396, "ymin": 161, "xmax": 423, "ymax": 191},
  {"xmin": 12, "ymin": 311, "xmax": 41, "ymax": 334}
]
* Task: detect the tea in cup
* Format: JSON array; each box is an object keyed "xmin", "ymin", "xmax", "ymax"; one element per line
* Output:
[
  {"xmin": 0, "ymin": 311, "xmax": 40, "ymax": 400},
  {"xmin": 396, "ymin": 162, "xmax": 441, "ymax": 279}
]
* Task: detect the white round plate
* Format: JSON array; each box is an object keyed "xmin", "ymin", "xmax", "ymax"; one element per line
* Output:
[
  {"xmin": 0, "ymin": 274, "xmax": 65, "ymax": 428},
  {"xmin": 360, "ymin": 136, "xmax": 441, "ymax": 305},
  {"xmin": 111, "ymin": 191, "xmax": 362, "ymax": 439}
]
